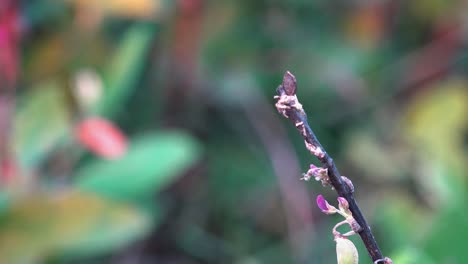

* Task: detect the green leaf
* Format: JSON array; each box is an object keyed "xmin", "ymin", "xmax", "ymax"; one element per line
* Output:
[
  {"xmin": 0, "ymin": 191, "xmax": 10, "ymax": 214},
  {"xmin": 207, "ymin": 139, "xmax": 274, "ymax": 207},
  {"xmin": 391, "ymin": 248, "xmax": 436, "ymax": 264},
  {"xmin": 75, "ymin": 131, "xmax": 201, "ymax": 200},
  {"xmin": 374, "ymin": 192, "xmax": 429, "ymax": 252},
  {"xmin": 93, "ymin": 23, "xmax": 158, "ymax": 118},
  {"xmin": 13, "ymin": 79, "xmax": 71, "ymax": 168},
  {"xmin": 422, "ymin": 183, "xmax": 468, "ymax": 262},
  {"xmin": 0, "ymin": 191, "xmax": 152, "ymax": 263}
]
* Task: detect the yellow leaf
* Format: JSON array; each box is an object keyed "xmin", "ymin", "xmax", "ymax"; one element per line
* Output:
[
  {"xmin": 0, "ymin": 191, "xmax": 151, "ymax": 263},
  {"xmin": 73, "ymin": 0, "xmax": 164, "ymax": 20},
  {"xmin": 402, "ymin": 79, "xmax": 468, "ymax": 172}
]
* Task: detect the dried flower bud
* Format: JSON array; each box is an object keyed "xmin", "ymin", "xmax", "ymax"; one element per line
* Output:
[
  {"xmin": 341, "ymin": 176, "xmax": 354, "ymax": 193},
  {"xmin": 309, "ymin": 164, "xmax": 320, "ymax": 173},
  {"xmin": 282, "ymin": 71, "xmax": 297, "ymax": 95},
  {"xmin": 335, "ymin": 237, "xmax": 359, "ymax": 264},
  {"xmin": 316, "ymin": 195, "xmax": 337, "ymax": 214},
  {"xmin": 307, "ymin": 164, "xmax": 328, "ymax": 182},
  {"xmin": 300, "ymin": 173, "xmax": 311, "ymax": 181},
  {"xmin": 301, "ymin": 164, "xmax": 329, "ymax": 185}
]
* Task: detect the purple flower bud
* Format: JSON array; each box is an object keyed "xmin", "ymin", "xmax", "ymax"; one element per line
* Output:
[
  {"xmin": 316, "ymin": 195, "xmax": 336, "ymax": 214},
  {"xmin": 316, "ymin": 195, "xmax": 328, "ymax": 211}
]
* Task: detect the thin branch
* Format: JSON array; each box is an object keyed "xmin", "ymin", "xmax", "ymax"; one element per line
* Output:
[{"xmin": 273, "ymin": 71, "xmax": 387, "ymax": 263}]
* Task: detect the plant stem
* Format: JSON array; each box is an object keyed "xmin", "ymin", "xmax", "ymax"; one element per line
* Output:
[{"xmin": 274, "ymin": 71, "xmax": 385, "ymax": 263}]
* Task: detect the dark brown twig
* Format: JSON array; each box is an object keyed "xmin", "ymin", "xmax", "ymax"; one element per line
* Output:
[{"xmin": 274, "ymin": 71, "xmax": 387, "ymax": 263}]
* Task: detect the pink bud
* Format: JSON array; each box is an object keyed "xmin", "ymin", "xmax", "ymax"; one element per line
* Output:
[
  {"xmin": 75, "ymin": 117, "xmax": 128, "ymax": 159},
  {"xmin": 316, "ymin": 195, "xmax": 336, "ymax": 214},
  {"xmin": 337, "ymin": 197, "xmax": 349, "ymax": 210},
  {"xmin": 1, "ymin": 158, "xmax": 17, "ymax": 183},
  {"xmin": 316, "ymin": 195, "xmax": 328, "ymax": 212}
]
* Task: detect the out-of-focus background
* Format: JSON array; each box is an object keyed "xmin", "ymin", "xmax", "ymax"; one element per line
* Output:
[{"xmin": 0, "ymin": 0, "xmax": 467, "ymax": 263}]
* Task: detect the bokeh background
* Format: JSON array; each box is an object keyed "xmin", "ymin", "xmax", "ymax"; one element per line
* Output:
[{"xmin": 0, "ymin": 0, "xmax": 467, "ymax": 263}]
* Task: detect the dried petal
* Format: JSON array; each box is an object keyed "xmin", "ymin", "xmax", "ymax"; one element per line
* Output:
[
  {"xmin": 308, "ymin": 164, "xmax": 327, "ymax": 177},
  {"xmin": 300, "ymin": 173, "xmax": 311, "ymax": 181},
  {"xmin": 307, "ymin": 164, "xmax": 329, "ymax": 185}
]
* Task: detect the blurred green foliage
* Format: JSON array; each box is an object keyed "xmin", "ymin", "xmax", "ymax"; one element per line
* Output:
[
  {"xmin": 0, "ymin": 0, "xmax": 467, "ymax": 263},
  {"xmin": 76, "ymin": 132, "xmax": 201, "ymax": 201}
]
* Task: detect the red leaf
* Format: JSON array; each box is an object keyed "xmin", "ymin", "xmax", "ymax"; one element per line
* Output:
[
  {"xmin": 76, "ymin": 117, "xmax": 128, "ymax": 159},
  {"xmin": 1, "ymin": 158, "xmax": 17, "ymax": 183},
  {"xmin": 0, "ymin": 0, "xmax": 20, "ymax": 87}
]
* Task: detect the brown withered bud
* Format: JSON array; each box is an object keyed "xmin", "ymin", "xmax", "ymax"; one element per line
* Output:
[{"xmin": 282, "ymin": 71, "xmax": 297, "ymax": 95}]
